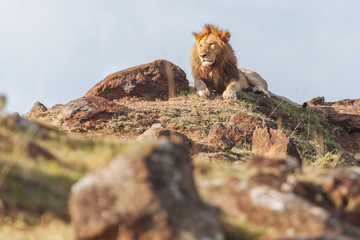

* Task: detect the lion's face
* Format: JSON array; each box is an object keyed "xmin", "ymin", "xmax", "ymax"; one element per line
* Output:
[{"xmin": 196, "ymin": 34, "xmax": 223, "ymax": 67}]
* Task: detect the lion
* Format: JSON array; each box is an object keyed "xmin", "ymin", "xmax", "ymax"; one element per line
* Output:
[{"xmin": 190, "ymin": 24, "xmax": 270, "ymax": 99}]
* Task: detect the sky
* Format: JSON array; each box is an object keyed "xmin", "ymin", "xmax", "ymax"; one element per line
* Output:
[{"xmin": 0, "ymin": 0, "xmax": 359, "ymax": 114}]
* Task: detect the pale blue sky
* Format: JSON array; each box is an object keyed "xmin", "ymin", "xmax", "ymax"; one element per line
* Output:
[{"xmin": 1, "ymin": 0, "xmax": 359, "ymax": 114}]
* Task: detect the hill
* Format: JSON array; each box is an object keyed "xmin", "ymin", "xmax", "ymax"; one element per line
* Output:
[{"xmin": 0, "ymin": 60, "xmax": 359, "ymax": 239}]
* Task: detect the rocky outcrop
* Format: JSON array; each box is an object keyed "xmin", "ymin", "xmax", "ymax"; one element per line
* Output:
[
  {"xmin": 207, "ymin": 122, "xmax": 242, "ymax": 151},
  {"xmin": 307, "ymin": 96, "xmax": 325, "ymax": 106},
  {"xmin": 85, "ymin": 59, "xmax": 189, "ymax": 100},
  {"xmin": 228, "ymin": 113, "xmax": 277, "ymax": 142},
  {"xmin": 199, "ymin": 156, "xmax": 360, "ymax": 239},
  {"xmin": 298, "ymin": 167, "xmax": 360, "ymax": 228},
  {"xmin": 69, "ymin": 140, "xmax": 223, "ymax": 240},
  {"xmin": 306, "ymin": 97, "xmax": 360, "ymax": 162},
  {"xmin": 252, "ymin": 128, "xmax": 302, "ymax": 165},
  {"xmin": 307, "ymin": 97, "xmax": 360, "ymax": 131},
  {"xmin": 202, "ymin": 178, "xmax": 360, "ymax": 239},
  {"xmin": 24, "ymin": 96, "xmax": 131, "ymax": 132},
  {"xmin": 207, "ymin": 114, "xmax": 299, "ymax": 160},
  {"xmin": 327, "ymin": 108, "xmax": 360, "ymax": 132},
  {"xmin": 207, "ymin": 113, "xmax": 278, "ymax": 151}
]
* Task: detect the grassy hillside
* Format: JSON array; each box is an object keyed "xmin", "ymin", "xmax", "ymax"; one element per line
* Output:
[
  {"xmin": 0, "ymin": 115, "xmax": 132, "ymax": 239},
  {"xmin": 0, "ymin": 91, "xmax": 355, "ymax": 239}
]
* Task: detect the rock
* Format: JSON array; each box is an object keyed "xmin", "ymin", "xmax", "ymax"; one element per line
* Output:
[
  {"xmin": 24, "ymin": 101, "xmax": 48, "ymax": 118},
  {"xmin": 228, "ymin": 113, "xmax": 277, "ymax": 142},
  {"xmin": 323, "ymin": 98, "xmax": 360, "ymax": 131},
  {"xmin": 199, "ymin": 176, "xmax": 360, "ymax": 239},
  {"xmin": 252, "ymin": 128, "xmax": 301, "ymax": 165},
  {"xmin": 279, "ymin": 167, "xmax": 360, "ymax": 229},
  {"xmin": 292, "ymin": 180, "xmax": 336, "ymax": 211},
  {"xmin": 85, "ymin": 59, "xmax": 189, "ymax": 100},
  {"xmin": 327, "ymin": 108, "xmax": 360, "ymax": 131},
  {"xmin": 249, "ymin": 155, "xmax": 301, "ymax": 175},
  {"xmin": 308, "ymin": 96, "xmax": 325, "ymax": 106},
  {"xmin": 137, "ymin": 124, "xmax": 193, "ymax": 152},
  {"xmin": 25, "ymin": 96, "xmax": 131, "ymax": 132},
  {"xmin": 207, "ymin": 122, "xmax": 242, "ymax": 151},
  {"xmin": 317, "ymin": 167, "xmax": 360, "ymax": 227},
  {"xmin": 136, "ymin": 123, "xmax": 165, "ymax": 140},
  {"xmin": 305, "ymin": 97, "xmax": 360, "ymax": 131},
  {"xmin": 69, "ymin": 140, "xmax": 223, "ymax": 240},
  {"xmin": 305, "ymin": 97, "xmax": 360, "ymax": 162}
]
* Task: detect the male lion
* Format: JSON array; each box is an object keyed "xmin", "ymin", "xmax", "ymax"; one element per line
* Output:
[{"xmin": 191, "ymin": 24, "xmax": 270, "ymax": 99}]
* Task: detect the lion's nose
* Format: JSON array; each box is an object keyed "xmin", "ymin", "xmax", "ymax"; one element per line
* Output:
[{"xmin": 200, "ymin": 53, "xmax": 207, "ymax": 58}]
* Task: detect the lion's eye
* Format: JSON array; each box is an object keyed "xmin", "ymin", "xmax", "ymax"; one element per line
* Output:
[{"xmin": 199, "ymin": 44, "xmax": 203, "ymax": 47}]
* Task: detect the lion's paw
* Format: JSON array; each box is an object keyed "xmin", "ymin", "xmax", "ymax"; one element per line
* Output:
[
  {"xmin": 222, "ymin": 90, "xmax": 237, "ymax": 100},
  {"xmin": 197, "ymin": 89, "xmax": 211, "ymax": 98},
  {"xmin": 253, "ymin": 87, "xmax": 270, "ymax": 98}
]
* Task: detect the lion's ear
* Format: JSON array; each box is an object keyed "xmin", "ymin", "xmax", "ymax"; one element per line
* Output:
[
  {"xmin": 221, "ymin": 31, "xmax": 231, "ymax": 43},
  {"xmin": 192, "ymin": 32, "xmax": 199, "ymax": 39}
]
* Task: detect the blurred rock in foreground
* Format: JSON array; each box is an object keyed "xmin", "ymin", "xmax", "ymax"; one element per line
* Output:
[{"xmin": 69, "ymin": 139, "xmax": 223, "ymax": 240}]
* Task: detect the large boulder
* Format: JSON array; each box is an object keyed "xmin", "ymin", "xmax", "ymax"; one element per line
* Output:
[
  {"xmin": 24, "ymin": 96, "xmax": 131, "ymax": 132},
  {"xmin": 69, "ymin": 140, "xmax": 223, "ymax": 240},
  {"xmin": 200, "ymin": 177, "xmax": 360, "ymax": 239},
  {"xmin": 252, "ymin": 128, "xmax": 301, "ymax": 165},
  {"xmin": 199, "ymin": 156, "xmax": 360, "ymax": 239},
  {"xmin": 85, "ymin": 59, "xmax": 189, "ymax": 100}
]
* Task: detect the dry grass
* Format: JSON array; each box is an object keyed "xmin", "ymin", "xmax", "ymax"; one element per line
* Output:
[
  {"xmin": 111, "ymin": 94, "xmax": 263, "ymax": 139},
  {"xmin": 0, "ymin": 91, "xmax": 353, "ymax": 239},
  {"xmin": 0, "ymin": 115, "xmax": 133, "ymax": 238}
]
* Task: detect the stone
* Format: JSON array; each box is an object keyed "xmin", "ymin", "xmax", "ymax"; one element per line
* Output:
[
  {"xmin": 305, "ymin": 97, "xmax": 360, "ymax": 131},
  {"xmin": 24, "ymin": 96, "xmax": 131, "ymax": 132},
  {"xmin": 26, "ymin": 101, "xmax": 47, "ymax": 117},
  {"xmin": 327, "ymin": 109, "xmax": 360, "ymax": 131},
  {"xmin": 207, "ymin": 122, "xmax": 242, "ymax": 151},
  {"xmin": 276, "ymin": 167, "xmax": 360, "ymax": 229},
  {"xmin": 137, "ymin": 124, "xmax": 193, "ymax": 152},
  {"xmin": 228, "ymin": 113, "xmax": 277, "ymax": 142},
  {"xmin": 307, "ymin": 96, "xmax": 325, "ymax": 106},
  {"xmin": 317, "ymin": 167, "xmax": 360, "ymax": 227},
  {"xmin": 85, "ymin": 59, "xmax": 189, "ymax": 100},
  {"xmin": 199, "ymin": 173, "xmax": 360, "ymax": 239},
  {"xmin": 305, "ymin": 97, "xmax": 360, "ymax": 162},
  {"xmin": 252, "ymin": 128, "xmax": 301, "ymax": 165},
  {"xmin": 69, "ymin": 140, "xmax": 223, "ymax": 240},
  {"xmin": 249, "ymin": 155, "xmax": 301, "ymax": 175}
]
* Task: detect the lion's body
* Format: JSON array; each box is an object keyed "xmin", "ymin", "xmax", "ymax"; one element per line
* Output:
[{"xmin": 190, "ymin": 24, "xmax": 269, "ymax": 99}]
